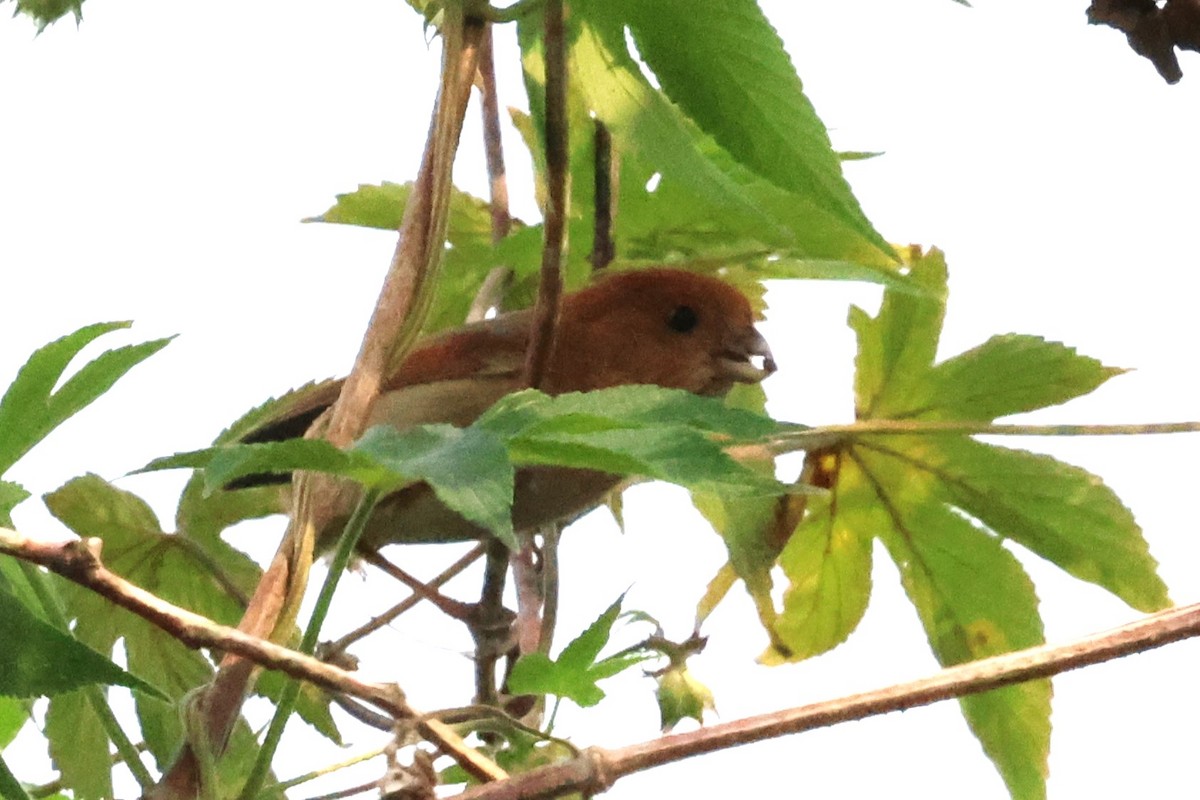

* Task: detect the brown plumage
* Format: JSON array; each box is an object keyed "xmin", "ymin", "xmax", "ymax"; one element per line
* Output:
[{"xmin": 239, "ymin": 268, "xmax": 775, "ymax": 548}]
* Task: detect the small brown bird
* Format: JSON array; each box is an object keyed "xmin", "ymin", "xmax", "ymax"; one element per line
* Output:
[{"xmin": 239, "ymin": 268, "xmax": 775, "ymax": 549}]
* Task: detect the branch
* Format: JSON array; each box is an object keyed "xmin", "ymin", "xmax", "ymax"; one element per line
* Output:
[
  {"xmin": 453, "ymin": 601, "xmax": 1200, "ymax": 800},
  {"xmin": 0, "ymin": 528, "xmax": 506, "ymax": 786},
  {"xmin": 521, "ymin": 0, "xmax": 568, "ymax": 389},
  {"xmin": 148, "ymin": 12, "xmax": 488, "ymax": 798},
  {"xmin": 758, "ymin": 419, "xmax": 1200, "ymax": 456}
]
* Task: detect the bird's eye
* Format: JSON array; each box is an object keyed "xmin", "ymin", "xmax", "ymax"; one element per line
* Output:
[{"xmin": 667, "ymin": 305, "xmax": 698, "ymax": 333}]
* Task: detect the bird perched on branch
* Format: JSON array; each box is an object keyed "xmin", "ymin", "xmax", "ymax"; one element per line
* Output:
[{"xmin": 234, "ymin": 268, "xmax": 776, "ymax": 549}]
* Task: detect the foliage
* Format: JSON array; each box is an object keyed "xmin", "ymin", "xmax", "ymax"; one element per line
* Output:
[{"xmin": 0, "ymin": 2, "xmax": 1181, "ymax": 800}]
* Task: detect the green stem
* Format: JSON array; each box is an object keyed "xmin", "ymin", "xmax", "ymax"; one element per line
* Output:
[
  {"xmin": 17, "ymin": 561, "xmax": 155, "ymax": 790},
  {"xmin": 259, "ymin": 746, "xmax": 386, "ymax": 795},
  {"xmin": 237, "ymin": 488, "xmax": 384, "ymax": 800}
]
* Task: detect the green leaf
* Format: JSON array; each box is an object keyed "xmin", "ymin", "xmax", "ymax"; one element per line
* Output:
[
  {"xmin": 478, "ymin": 386, "xmax": 788, "ymax": 496},
  {"xmin": 0, "ymin": 752, "xmax": 31, "ymax": 800},
  {"xmin": 0, "ymin": 322, "xmax": 170, "ymax": 475},
  {"xmin": 0, "ymin": 696, "xmax": 30, "ymax": 749},
  {"xmin": 772, "ymin": 485, "xmax": 873, "ymax": 663},
  {"xmin": 849, "ymin": 250, "xmax": 948, "ymax": 419},
  {"xmin": 508, "ymin": 596, "xmax": 650, "ymax": 707},
  {"xmin": 479, "ymin": 385, "xmax": 781, "ymax": 441},
  {"xmin": 862, "ymin": 450, "xmax": 1049, "ymax": 800},
  {"xmin": 352, "ymin": 424, "xmax": 516, "ymax": 548},
  {"xmin": 800, "ymin": 247, "xmax": 1157, "ymax": 799},
  {"xmin": 921, "ymin": 437, "xmax": 1168, "ymax": 611},
  {"xmin": 306, "ymin": 182, "xmax": 522, "ymax": 334},
  {"xmin": 45, "ymin": 690, "xmax": 111, "ymax": 800},
  {"xmin": 0, "ymin": 589, "xmax": 164, "ymax": 699},
  {"xmin": 920, "ymin": 334, "xmax": 1126, "ymax": 420},
  {"xmin": 0, "ymin": 482, "xmax": 29, "ymax": 527},
  {"xmin": 43, "ymin": 475, "xmax": 256, "ymax": 764},
  {"xmin": 143, "ymin": 439, "xmax": 392, "ymax": 494},
  {"xmin": 606, "ymin": 0, "xmax": 886, "ymax": 254},
  {"xmin": 255, "ymin": 671, "xmax": 342, "ymax": 745},
  {"xmin": 8, "ymin": 0, "xmax": 83, "ymax": 32}
]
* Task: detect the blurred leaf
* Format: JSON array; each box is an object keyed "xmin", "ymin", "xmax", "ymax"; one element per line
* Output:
[
  {"xmin": 0, "ymin": 322, "xmax": 170, "ymax": 475},
  {"xmin": 7, "ymin": 0, "xmax": 83, "ymax": 32},
  {"xmin": 45, "ymin": 690, "xmax": 110, "ymax": 800},
  {"xmin": 0, "ymin": 589, "xmax": 164, "ymax": 699},
  {"xmin": 305, "ymin": 182, "xmax": 524, "ymax": 333},
  {"xmin": 0, "ymin": 696, "xmax": 30, "ymax": 748},
  {"xmin": 256, "ymin": 671, "xmax": 341, "ymax": 744},
  {"xmin": 0, "ymin": 752, "xmax": 30, "ymax": 800},
  {"xmin": 0, "ymin": 482, "xmax": 29, "ymax": 527}
]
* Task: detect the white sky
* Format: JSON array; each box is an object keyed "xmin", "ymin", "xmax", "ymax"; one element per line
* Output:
[{"xmin": 2, "ymin": 0, "xmax": 1198, "ymax": 798}]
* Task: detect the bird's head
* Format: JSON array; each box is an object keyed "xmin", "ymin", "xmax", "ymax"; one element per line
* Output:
[{"xmin": 548, "ymin": 268, "xmax": 776, "ymax": 397}]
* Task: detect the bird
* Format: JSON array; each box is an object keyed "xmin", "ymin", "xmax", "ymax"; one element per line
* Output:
[{"xmin": 233, "ymin": 268, "xmax": 776, "ymax": 551}]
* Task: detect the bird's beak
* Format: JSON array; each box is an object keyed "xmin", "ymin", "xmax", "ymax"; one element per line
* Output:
[{"xmin": 720, "ymin": 326, "xmax": 777, "ymax": 385}]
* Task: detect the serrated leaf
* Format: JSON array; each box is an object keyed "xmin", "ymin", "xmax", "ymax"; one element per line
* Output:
[
  {"xmin": 45, "ymin": 690, "xmax": 111, "ymax": 800},
  {"xmin": 922, "ymin": 437, "xmax": 1168, "ymax": 611},
  {"xmin": 353, "ymin": 424, "xmax": 515, "ymax": 548},
  {"xmin": 479, "ymin": 385, "xmax": 782, "ymax": 441},
  {"xmin": 0, "ymin": 482, "xmax": 29, "ymax": 527},
  {"xmin": 849, "ymin": 250, "xmax": 948, "ymax": 419},
  {"xmin": 606, "ymin": 0, "xmax": 886, "ymax": 254},
  {"xmin": 862, "ymin": 449, "xmax": 1049, "ymax": 800},
  {"xmin": 143, "ymin": 439, "xmax": 392, "ymax": 494},
  {"xmin": 771, "ymin": 485, "xmax": 873, "ymax": 663},
  {"xmin": 256, "ymin": 670, "xmax": 341, "ymax": 745},
  {"xmin": 0, "ymin": 322, "xmax": 170, "ymax": 475},
  {"xmin": 9, "ymin": 0, "xmax": 83, "ymax": 32},
  {"xmin": 306, "ymin": 182, "xmax": 521, "ymax": 333},
  {"xmin": 508, "ymin": 596, "xmax": 649, "ymax": 707},
  {"xmin": 920, "ymin": 334, "xmax": 1126, "ymax": 420},
  {"xmin": 0, "ymin": 589, "xmax": 164, "ymax": 699},
  {"xmin": 0, "ymin": 696, "xmax": 29, "ymax": 749},
  {"xmin": 477, "ymin": 386, "xmax": 788, "ymax": 496}
]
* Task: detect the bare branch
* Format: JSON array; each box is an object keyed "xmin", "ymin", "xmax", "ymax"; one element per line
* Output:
[
  {"xmin": 0, "ymin": 528, "xmax": 506, "ymax": 785},
  {"xmin": 453, "ymin": 601, "xmax": 1200, "ymax": 800}
]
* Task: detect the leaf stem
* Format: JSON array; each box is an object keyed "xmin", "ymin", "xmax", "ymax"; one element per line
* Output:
[{"xmin": 767, "ymin": 419, "xmax": 1200, "ymax": 453}]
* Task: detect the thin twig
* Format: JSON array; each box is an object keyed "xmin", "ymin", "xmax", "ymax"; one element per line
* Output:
[
  {"xmin": 453, "ymin": 601, "xmax": 1200, "ymax": 800},
  {"xmin": 325, "ymin": 545, "xmax": 484, "ymax": 657},
  {"xmin": 589, "ymin": 120, "xmax": 616, "ymax": 271},
  {"xmin": 145, "ymin": 15, "xmax": 488, "ymax": 798},
  {"xmin": 479, "ymin": 25, "xmax": 512, "ymax": 244},
  {"xmin": 0, "ymin": 528, "xmax": 506, "ymax": 785},
  {"xmin": 521, "ymin": 0, "xmax": 568, "ymax": 390}
]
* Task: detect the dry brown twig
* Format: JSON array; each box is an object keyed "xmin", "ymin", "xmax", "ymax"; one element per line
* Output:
[
  {"xmin": 7, "ymin": 519, "xmax": 1200, "ymax": 800},
  {"xmin": 143, "ymin": 9, "xmax": 491, "ymax": 798}
]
